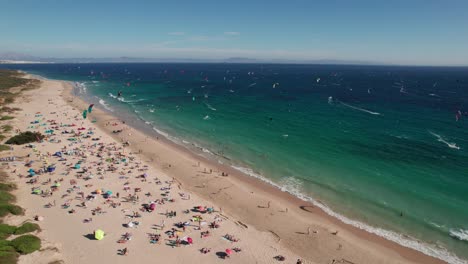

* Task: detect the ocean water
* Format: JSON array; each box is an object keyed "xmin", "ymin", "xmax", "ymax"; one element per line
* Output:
[{"xmin": 3, "ymin": 63, "xmax": 468, "ymax": 263}]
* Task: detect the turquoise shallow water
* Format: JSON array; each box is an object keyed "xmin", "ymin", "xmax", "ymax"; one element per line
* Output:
[{"xmin": 3, "ymin": 63, "xmax": 468, "ymax": 263}]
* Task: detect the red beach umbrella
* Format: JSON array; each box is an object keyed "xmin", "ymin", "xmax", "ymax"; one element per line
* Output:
[{"xmin": 225, "ymin": 248, "xmax": 233, "ymax": 255}]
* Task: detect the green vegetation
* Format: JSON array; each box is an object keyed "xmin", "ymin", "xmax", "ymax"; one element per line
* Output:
[
  {"xmin": 0, "ymin": 145, "xmax": 10, "ymax": 152},
  {"xmin": 5, "ymin": 132, "xmax": 44, "ymax": 145},
  {"xmin": 0, "ymin": 70, "xmax": 42, "ymax": 262},
  {"xmin": 0, "ymin": 177, "xmax": 41, "ymax": 264},
  {"xmin": 14, "ymin": 223, "xmax": 40, "ymax": 235},
  {"xmin": 0, "ymin": 204, "xmax": 23, "ymax": 218},
  {"xmin": 2, "ymin": 125, "xmax": 13, "ymax": 133},
  {"xmin": 0, "ymin": 243, "xmax": 17, "ymax": 264},
  {"xmin": 0, "ymin": 70, "xmax": 40, "ymax": 107},
  {"xmin": 9, "ymin": 235, "xmax": 41, "ymax": 254},
  {"xmin": 0, "ymin": 191, "xmax": 14, "ymax": 203},
  {"xmin": 0, "ymin": 116, "xmax": 14, "ymax": 121},
  {"xmin": 0, "ymin": 107, "xmax": 21, "ymax": 114},
  {"xmin": 0, "ymin": 70, "xmax": 29, "ymax": 90},
  {"xmin": 0, "ymin": 183, "xmax": 16, "ymax": 192},
  {"xmin": 0, "ymin": 224, "xmax": 16, "ymax": 239}
]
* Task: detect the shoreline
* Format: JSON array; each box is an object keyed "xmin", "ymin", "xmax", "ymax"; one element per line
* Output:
[
  {"xmin": 62, "ymin": 77, "xmax": 452, "ymax": 263},
  {"xmin": 4, "ymin": 72, "xmax": 456, "ymax": 263}
]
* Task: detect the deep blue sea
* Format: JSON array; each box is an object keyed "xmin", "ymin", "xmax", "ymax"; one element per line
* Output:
[{"xmin": 3, "ymin": 63, "xmax": 468, "ymax": 263}]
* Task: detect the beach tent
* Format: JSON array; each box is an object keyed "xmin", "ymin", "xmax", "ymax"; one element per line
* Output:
[
  {"xmin": 94, "ymin": 229, "xmax": 105, "ymax": 240},
  {"xmin": 88, "ymin": 104, "xmax": 94, "ymax": 113},
  {"xmin": 82, "ymin": 110, "xmax": 87, "ymax": 119}
]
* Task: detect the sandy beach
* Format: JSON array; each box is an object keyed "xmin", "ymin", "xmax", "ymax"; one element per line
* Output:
[{"xmin": 1, "ymin": 75, "xmax": 446, "ymax": 264}]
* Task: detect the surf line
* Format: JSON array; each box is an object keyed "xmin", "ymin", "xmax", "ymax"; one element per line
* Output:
[{"xmin": 339, "ymin": 101, "xmax": 381, "ymax": 116}]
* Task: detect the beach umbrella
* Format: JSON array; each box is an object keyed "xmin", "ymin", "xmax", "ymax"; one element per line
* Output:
[
  {"xmin": 187, "ymin": 237, "xmax": 193, "ymax": 244},
  {"xmin": 225, "ymin": 249, "xmax": 233, "ymax": 255},
  {"xmin": 94, "ymin": 229, "xmax": 105, "ymax": 240}
]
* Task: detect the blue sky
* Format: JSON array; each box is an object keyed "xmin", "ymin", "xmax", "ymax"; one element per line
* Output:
[{"xmin": 1, "ymin": 0, "xmax": 468, "ymax": 65}]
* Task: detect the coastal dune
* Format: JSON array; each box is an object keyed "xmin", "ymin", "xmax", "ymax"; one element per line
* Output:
[{"xmin": 4, "ymin": 76, "xmax": 446, "ymax": 264}]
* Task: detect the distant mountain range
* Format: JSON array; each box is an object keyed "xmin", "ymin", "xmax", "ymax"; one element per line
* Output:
[{"xmin": 0, "ymin": 52, "xmax": 377, "ymax": 65}]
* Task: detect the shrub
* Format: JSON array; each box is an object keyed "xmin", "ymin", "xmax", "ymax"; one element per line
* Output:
[
  {"xmin": 1, "ymin": 125, "xmax": 12, "ymax": 133},
  {"xmin": 0, "ymin": 204, "xmax": 23, "ymax": 217},
  {"xmin": 0, "ymin": 247, "xmax": 17, "ymax": 264},
  {"xmin": 0, "ymin": 116, "xmax": 14, "ymax": 121},
  {"xmin": 0, "ymin": 191, "xmax": 14, "ymax": 203},
  {"xmin": 5, "ymin": 132, "xmax": 44, "ymax": 145},
  {"xmin": 0, "ymin": 224, "xmax": 16, "ymax": 239},
  {"xmin": 14, "ymin": 223, "xmax": 40, "ymax": 235},
  {"xmin": 10, "ymin": 235, "xmax": 41, "ymax": 254},
  {"xmin": 0, "ymin": 183, "xmax": 16, "ymax": 191}
]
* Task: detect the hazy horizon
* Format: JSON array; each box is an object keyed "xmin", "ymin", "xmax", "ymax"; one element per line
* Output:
[{"xmin": 1, "ymin": 1, "xmax": 468, "ymax": 66}]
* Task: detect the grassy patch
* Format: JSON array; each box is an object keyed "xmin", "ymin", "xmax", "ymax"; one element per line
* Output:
[
  {"xmin": 0, "ymin": 183, "xmax": 16, "ymax": 192},
  {"xmin": 14, "ymin": 223, "xmax": 40, "ymax": 235},
  {"xmin": 9, "ymin": 235, "xmax": 41, "ymax": 254},
  {"xmin": 0, "ymin": 70, "xmax": 29, "ymax": 90},
  {"xmin": 0, "ymin": 145, "xmax": 10, "ymax": 152},
  {"xmin": 0, "ymin": 116, "xmax": 14, "ymax": 121},
  {"xmin": 0, "ymin": 224, "xmax": 16, "ymax": 239},
  {"xmin": 0, "ymin": 247, "xmax": 18, "ymax": 264},
  {"xmin": 5, "ymin": 132, "xmax": 44, "ymax": 145},
  {"xmin": 0, "ymin": 204, "xmax": 23, "ymax": 218},
  {"xmin": 0, "ymin": 191, "xmax": 14, "ymax": 203},
  {"xmin": 0, "ymin": 107, "xmax": 21, "ymax": 114},
  {"xmin": 2, "ymin": 125, "xmax": 12, "ymax": 133}
]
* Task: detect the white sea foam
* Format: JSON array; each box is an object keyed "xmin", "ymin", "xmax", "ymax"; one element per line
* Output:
[
  {"xmin": 108, "ymin": 93, "xmax": 147, "ymax": 104},
  {"xmin": 74, "ymin": 82, "xmax": 88, "ymax": 94},
  {"xmin": 228, "ymin": 165, "xmax": 467, "ymax": 264},
  {"xmin": 97, "ymin": 98, "xmax": 113, "ymax": 112},
  {"xmin": 205, "ymin": 103, "xmax": 217, "ymax": 111},
  {"xmin": 339, "ymin": 102, "xmax": 381, "ymax": 116},
  {"xmin": 151, "ymin": 127, "xmax": 170, "ymax": 139},
  {"xmin": 429, "ymin": 131, "xmax": 461, "ymax": 150},
  {"xmin": 450, "ymin": 229, "xmax": 468, "ymax": 242}
]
